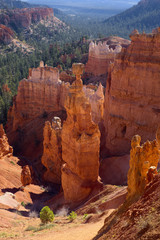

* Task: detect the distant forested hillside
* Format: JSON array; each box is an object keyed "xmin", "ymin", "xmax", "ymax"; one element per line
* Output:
[
  {"xmin": 27, "ymin": 0, "xmax": 139, "ymax": 10},
  {"xmin": 0, "ymin": 0, "xmax": 34, "ymax": 8},
  {"xmin": 102, "ymin": 0, "xmax": 160, "ymax": 37}
]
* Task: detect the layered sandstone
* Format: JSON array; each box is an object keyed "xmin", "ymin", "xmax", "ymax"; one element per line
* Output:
[
  {"xmin": 0, "ymin": 24, "xmax": 14, "ymax": 44},
  {"xmin": 61, "ymin": 63, "xmax": 101, "ymax": 203},
  {"xmin": 104, "ymin": 28, "xmax": 160, "ymax": 156},
  {"xmin": 0, "ymin": 8, "xmax": 54, "ymax": 30},
  {"xmin": 41, "ymin": 117, "xmax": 62, "ymax": 184},
  {"xmin": 6, "ymin": 60, "xmax": 104, "ymax": 183},
  {"xmin": 83, "ymin": 83, "xmax": 104, "ymax": 125},
  {"xmin": 7, "ymin": 61, "xmax": 69, "ymax": 134},
  {"xmin": 0, "ymin": 124, "xmax": 13, "ymax": 158},
  {"xmin": 85, "ymin": 37, "xmax": 130, "ymax": 77},
  {"xmin": 127, "ymin": 129, "xmax": 160, "ymax": 203},
  {"xmin": 6, "ymin": 62, "xmax": 69, "ymax": 175}
]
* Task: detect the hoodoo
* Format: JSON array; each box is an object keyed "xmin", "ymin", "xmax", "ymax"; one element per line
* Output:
[
  {"xmin": 61, "ymin": 63, "xmax": 101, "ymax": 203},
  {"xmin": 85, "ymin": 37, "xmax": 130, "ymax": 78},
  {"xmin": 41, "ymin": 117, "xmax": 62, "ymax": 184},
  {"xmin": 127, "ymin": 128, "xmax": 160, "ymax": 203}
]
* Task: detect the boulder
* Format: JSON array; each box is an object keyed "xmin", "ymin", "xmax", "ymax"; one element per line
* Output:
[{"xmin": 21, "ymin": 165, "xmax": 32, "ymax": 187}]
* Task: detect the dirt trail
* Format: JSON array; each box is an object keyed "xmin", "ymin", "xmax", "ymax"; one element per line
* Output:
[
  {"xmin": 30, "ymin": 220, "xmax": 104, "ymax": 240},
  {"xmin": 14, "ymin": 213, "xmax": 113, "ymax": 240}
]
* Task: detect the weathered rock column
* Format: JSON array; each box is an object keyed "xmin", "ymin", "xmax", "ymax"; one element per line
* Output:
[
  {"xmin": 41, "ymin": 117, "xmax": 62, "ymax": 184},
  {"xmin": 61, "ymin": 63, "xmax": 101, "ymax": 203},
  {"xmin": 126, "ymin": 128, "xmax": 160, "ymax": 203}
]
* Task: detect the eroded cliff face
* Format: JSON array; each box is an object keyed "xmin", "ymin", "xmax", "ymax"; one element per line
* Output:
[
  {"xmin": 7, "ymin": 62, "xmax": 69, "ymax": 134},
  {"xmin": 126, "ymin": 128, "xmax": 160, "ymax": 203},
  {"xmin": 0, "ymin": 8, "xmax": 54, "ymax": 30},
  {"xmin": 85, "ymin": 36, "xmax": 130, "ymax": 77},
  {"xmin": 41, "ymin": 117, "xmax": 62, "ymax": 184},
  {"xmin": 0, "ymin": 24, "xmax": 14, "ymax": 44},
  {"xmin": 6, "ymin": 62, "xmax": 69, "ymax": 176},
  {"xmin": 61, "ymin": 63, "xmax": 101, "ymax": 203},
  {"xmin": 6, "ymin": 61, "xmax": 104, "ymax": 182},
  {"xmin": 83, "ymin": 83, "xmax": 104, "ymax": 125},
  {"xmin": 104, "ymin": 28, "xmax": 160, "ymax": 156}
]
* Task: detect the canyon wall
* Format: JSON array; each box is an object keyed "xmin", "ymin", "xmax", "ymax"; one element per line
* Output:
[
  {"xmin": 7, "ymin": 62, "xmax": 69, "ymax": 134},
  {"xmin": 6, "ymin": 61, "xmax": 103, "ymax": 182},
  {"xmin": 6, "ymin": 62, "xmax": 69, "ymax": 176},
  {"xmin": 0, "ymin": 8, "xmax": 54, "ymax": 30},
  {"xmin": 61, "ymin": 63, "xmax": 101, "ymax": 203},
  {"xmin": 104, "ymin": 28, "xmax": 160, "ymax": 156},
  {"xmin": 85, "ymin": 37, "xmax": 130, "ymax": 77},
  {"xmin": 0, "ymin": 24, "xmax": 14, "ymax": 44}
]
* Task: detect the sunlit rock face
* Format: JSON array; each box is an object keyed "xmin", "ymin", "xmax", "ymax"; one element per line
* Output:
[
  {"xmin": 126, "ymin": 128, "xmax": 160, "ymax": 203},
  {"xmin": 7, "ymin": 62, "xmax": 69, "ymax": 134},
  {"xmin": 6, "ymin": 61, "xmax": 104, "ymax": 181},
  {"xmin": 85, "ymin": 37, "xmax": 130, "ymax": 77},
  {"xmin": 104, "ymin": 28, "xmax": 160, "ymax": 156},
  {"xmin": 61, "ymin": 63, "xmax": 101, "ymax": 203},
  {"xmin": 6, "ymin": 62, "xmax": 69, "ymax": 175}
]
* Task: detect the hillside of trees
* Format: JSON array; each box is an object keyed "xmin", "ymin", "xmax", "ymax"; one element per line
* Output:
[
  {"xmin": 102, "ymin": 0, "xmax": 160, "ymax": 37},
  {"xmin": 0, "ymin": 0, "xmax": 34, "ymax": 9},
  {"xmin": 53, "ymin": 0, "xmax": 160, "ymax": 40}
]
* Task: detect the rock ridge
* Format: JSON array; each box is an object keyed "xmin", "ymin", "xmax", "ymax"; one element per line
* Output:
[{"xmin": 104, "ymin": 28, "xmax": 160, "ymax": 156}]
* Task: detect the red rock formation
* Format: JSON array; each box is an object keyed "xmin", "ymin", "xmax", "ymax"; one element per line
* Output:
[
  {"xmin": 0, "ymin": 24, "xmax": 14, "ymax": 44},
  {"xmin": 41, "ymin": 117, "xmax": 62, "ymax": 184},
  {"xmin": 7, "ymin": 62, "xmax": 69, "ymax": 134},
  {"xmin": 61, "ymin": 63, "xmax": 101, "ymax": 203},
  {"xmin": 21, "ymin": 165, "xmax": 32, "ymax": 187},
  {"xmin": 127, "ymin": 129, "xmax": 160, "ymax": 203},
  {"xmin": 83, "ymin": 83, "xmax": 104, "ymax": 125},
  {"xmin": 6, "ymin": 62, "xmax": 69, "ymax": 176},
  {"xmin": 6, "ymin": 61, "xmax": 104, "ymax": 182},
  {"xmin": 147, "ymin": 166, "xmax": 158, "ymax": 184},
  {"xmin": 0, "ymin": 8, "xmax": 54, "ymax": 30},
  {"xmin": 59, "ymin": 70, "xmax": 75, "ymax": 84},
  {"xmin": 85, "ymin": 37, "xmax": 130, "ymax": 77},
  {"xmin": 104, "ymin": 28, "xmax": 160, "ymax": 156},
  {"xmin": 0, "ymin": 124, "xmax": 13, "ymax": 158}
]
